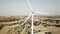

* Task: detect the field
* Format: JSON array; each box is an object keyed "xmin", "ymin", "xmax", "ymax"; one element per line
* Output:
[{"xmin": 0, "ymin": 16, "xmax": 60, "ymax": 34}]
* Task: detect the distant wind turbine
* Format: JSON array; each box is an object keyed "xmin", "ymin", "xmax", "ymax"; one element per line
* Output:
[{"xmin": 21, "ymin": 0, "xmax": 49, "ymax": 34}]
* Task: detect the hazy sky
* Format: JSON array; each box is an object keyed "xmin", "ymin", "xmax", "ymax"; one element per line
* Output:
[{"xmin": 0, "ymin": 0, "xmax": 60, "ymax": 16}]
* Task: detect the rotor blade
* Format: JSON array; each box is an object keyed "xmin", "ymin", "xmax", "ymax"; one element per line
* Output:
[
  {"xmin": 21, "ymin": 13, "xmax": 32, "ymax": 25},
  {"xmin": 27, "ymin": 0, "xmax": 33, "ymax": 11},
  {"xmin": 33, "ymin": 11, "xmax": 49, "ymax": 15}
]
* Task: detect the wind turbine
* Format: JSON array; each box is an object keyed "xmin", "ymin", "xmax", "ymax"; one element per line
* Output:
[{"xmin": 21, "ymin": 0, "xmax": 49, "ymax": 34}]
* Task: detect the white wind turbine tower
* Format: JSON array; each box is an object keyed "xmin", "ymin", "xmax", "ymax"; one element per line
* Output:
[{"xmin": 21, "ymin": 0, "xmax": 49, "ymax": 34}]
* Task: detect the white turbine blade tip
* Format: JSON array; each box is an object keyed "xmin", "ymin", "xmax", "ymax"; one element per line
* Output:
[{"xmin": 33, "ymin": 11, "xmax": 49, "ymax": 15}]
